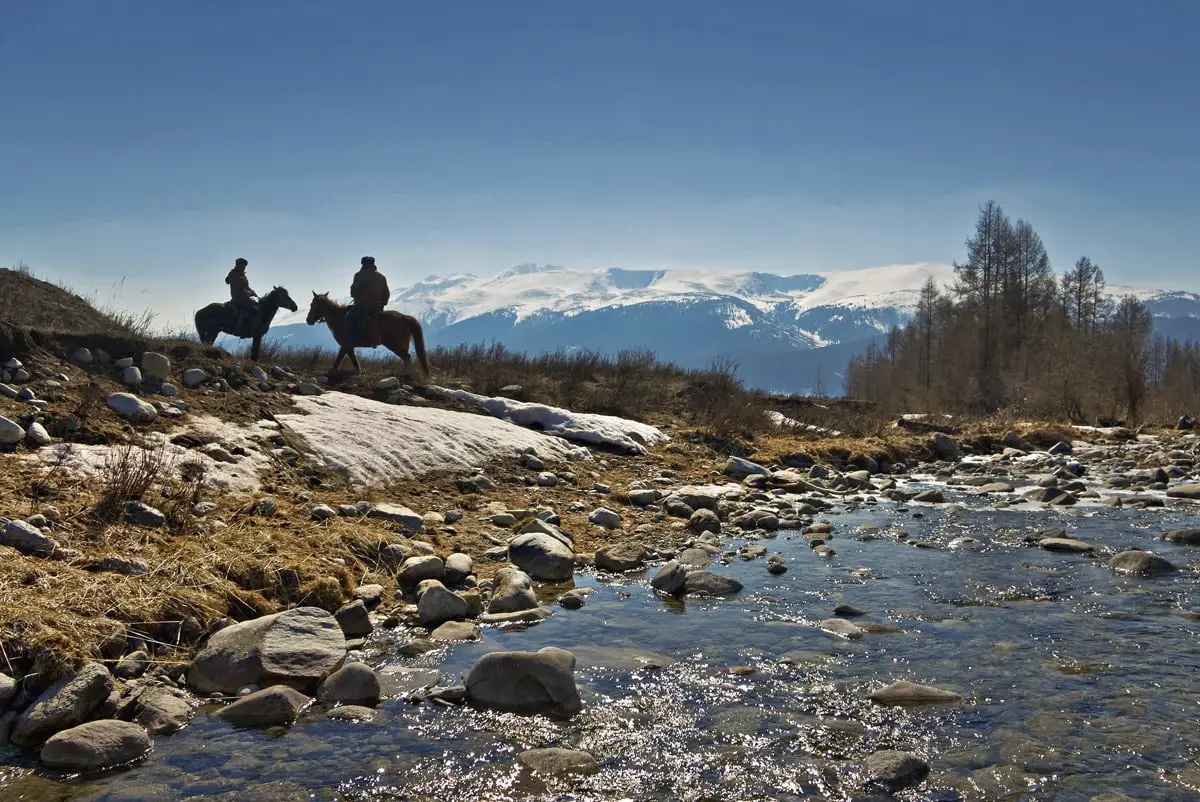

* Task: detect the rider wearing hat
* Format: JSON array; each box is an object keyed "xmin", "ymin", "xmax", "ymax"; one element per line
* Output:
[
  {"xmin": 225, "ymin": 257, "xmax": 260, "ymax": 331},
  {"xmin": 347, "ymin": 256, "xmax": 390, "ymax": 340}
]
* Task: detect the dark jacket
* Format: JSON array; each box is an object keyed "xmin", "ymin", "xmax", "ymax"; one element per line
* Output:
[
  {"xmin": 350, "ymin": 266, "xmax": 389, "ymax": 310},
  {"xmin": 226, "ymin": 268, "xmax": 257, "ymax": 305}
]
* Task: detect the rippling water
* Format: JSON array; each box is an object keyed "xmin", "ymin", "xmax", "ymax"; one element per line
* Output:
[{"xmin": 4, "ymin": 487, "xmax": 1200, "ymax": 801}]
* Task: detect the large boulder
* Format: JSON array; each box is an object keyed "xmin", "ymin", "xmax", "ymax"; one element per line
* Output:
[
  {"xmin": 932, "ymin": 433, "xmax": 960, "ymax": 460},
  {"xmin": 682, "ymin": 571, "xmax": 743, "ymax": 597},
  {"xmin": 1109, "ymin": 550, "xmax": 1177, "ymax": 576},
  {"xmin": 487, "ymin": 566, "xmax": 539, "ymax": 614},
  {"xmin": 594, "ymin": 543, "xmax": 648, "ymax": 573},
  {"xmin": 397, "ymin": 555, "xmax": 444, "ymax": 586},
  {"xmin": 140, "ymin": 352, "xmax": 171, "ymax": 381},
  {"xmin": 186, "ymin": 607, "xmax": 346, "ymax": 695},
  {"xmin": 0, "ymin": 416, "xmax": 24, "ymax": 445},
  {"xmin": 11, "ymin": 662, "xmax": 114, "ymax": 747},
  {"xmin": 40, "ymin": 720, "xmax": 152, "ymax": 772},
  {"xmin": 1166, "ymin": 483, "xmax": 1200, "ymax": 500},
  {"xmin": 125, "ymin": 686, "xmax": 193, "ymax": 735},
  {"xmin": 106, "ymin": 393, "xmax": 157, "ymax": 422},
  {"xmin": 1163, "ymin": 528, "xmax": 1200, "ymax": 545},
  {"xmin": 465, "ymin": 647, "xmax": 581, "ymax": 719},
  {"xmin": 443, "ymin": 553, "xmax": 473, "ymax": 585},
  {"xmin": 508, "ymin": 532, "xmax": 575, "ymax": 582},
  {"xmin": 417, "ymin": 580, "xmax": 470, "ymax": 626},
  {"xmin": 316, "ymin": 663, "xmax": 381, "ymax": 708},
  {"xmin": 650, "ymin": 560, "xmax": 686, "ymax": 595},
  {"xmin": 213, "ymin": 686, "xmax": 311, "ymax": 728}
]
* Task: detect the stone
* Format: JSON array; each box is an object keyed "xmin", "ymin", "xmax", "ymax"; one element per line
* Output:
[
  {"xmin": 73, "ymin": 348, "xmax": 93, "ymax": 364},
  {"xmin": 864, "ymin": 749, "xmax": 930, "ymax": 793},
  {"xmin": 834, "ymin": 604, "xmax": 866, "ymax": 617},
  {"xmin": 297, "ymin": 382, "xmax": 323, "ymax": 396},
  {"xmin": 106, "ymin": 392, "xmax": 157, "ymax": 422},
  {"xmin": 509, "ymin": 532, "xmax": 575, "ymax": 581},
  {"xmin": 490, "ymin": 512, "xmax": 518, "ymax": 527},
  {"xmin": 1163, "ymin": 528, "xmax": 1200, "ymax": 545},
  {"xmin": 678, "ymin": 547, "xmax": 714, "ymax": 568},
  {"xmin": 125, "ymin": 501, "xmax": 166, "ymax": 527},
  {"xmin": 1040, "ymin": 537, "xmax": 1095, "ymax": 553},
  {"xmin": 114, "ymin": 650, "xmax": 150, "ymax": 680},
  {"xmin": 1024, "ymin": 486, "xmax": 1077, "ymax": 505},
  {"xmin": 417, "ymin": 581, "xmax": 470, "ymax": 626},
  {"xmin": 977, "ymin": 482, "xmax": 1015, "ymax": 494},
  {"xmin": 820, "ymin": 618, "xmax": 865, "ymax": 639},
  {"xmin": 932, "ymin": 432, "xmax": 960, "ymax": 460},
  {"xmin": 141, "ymin": 352, "xmax": 171, "ymax": 380},
  {"xmin": 1049, "ymin": 441, "xmax": 1073, "ymax": 456},
  {"xmin": 39, "ymin": 720, "xmax": 152, "ymax": 773},
  {"xmin": 375, "ymin": 376, "xmax": 401, "ymax": 392},
  {"xmin": 651, "ymin": 560, "xmax": 687, "ymax": 595},
  {"xmin": 397, "ymin": 555, "xmax": 445, "ymax": 586},
  {"xmin": 311, "ymin": 504, "xmax": 337, "ymax": 521},
  {"xmin": 352, "ymin": 583, "xmax": 385, "ymax": 608},
  {"xmin": 627, "ymin": 488, "xmax": 661, "ymax": 506},
  {"xmin": 0, "ymin": 673, "xmax": 16, "ymax": 709},
  {"xmin": 595, "ymin": 542, "xmax": 648, "ymax": 572},
  {"xmin": 912, "ymin": 489, "xmax": 945, "ymax": 504},
  {"xmin": 12, "ymin": 662, "xmax": 115, "ymax": 746},
  {"xmin": 588, "ymin": 507, "xmax": 621, "ymax": 529},
  {"xmin": 1109, "ymin": 550, "xmax": 1177, "ymax": 576},
  {"xmin": 114, "ymin": 357, "xmax": 134, "ymax": 369},
  {"xmin": 443, "ymin": 552, "xmax": 473, "ymax": 585},
  {"xmin": 325, "ymin": 705, "xmax": 376, "ymax": 721},
  {"xmin": 182, "ymin": 368, "xmax": 208, "ymax": 388},
  {"xmin": 121, "ymin": 366, "xmax": 143, "ymax": 386},
  {"xmin": 519, "ymin": 517, "xmax": 573, "ymax": 546},
  {"xmin": 725, "ymin": 456, "xmax": 768, "ymax": 478},
  {"xmin": 488, "ymin": 566, "xmax": 540, "ymax": 613},
  {"xmin": 334, "ymin": 600, "xmax": 373, "ymax": 638},
  {"xmin": 213, "ymin": 685, "xmax": 311, "ymax": 727},
  {"xmin": 682, "ymin": 571, "xmax": 743, "ymax": 597},
  {"xmin": 316, "ymin": 663, "xmax": 381, "ymax": 707},
  {"xmin": 367, "ymin": 503, "xmax": 425, "ymax": 532},
  {"xmin": 128, "ymin": 686, "xmax": 193, "ymax": 735},
  {"xmin": 465, "ymin": 647, "xmax": 581, "ymax": 718},
  {"xmin": 2, "ymin": 519, "xmax": 56, "ymax": 557},
  {"xmin": 1166, "ymin": 483, "xmax": 1200, "ymax": 500},
  {"xmin": 25, "ymin": 422, "xmax": 51, "ymax": 447},
  {"xmin": 1001, "ymin": 430, "xmax": 1029, "ymax": 450},
  {"xmin": 687, "ymin": 508, "xmax": 721, "ymax": 535},
  {"xmin": 870, "ymin": 680, "xmax": 963, "ymax": 705},
  {"xmin": 0, "ymin": 416, "xmax": 26, "ymax": 445},
  {"xmin": 186, "ymin": 607, "xmax": 347, "ymax": 695},
  {"xmin": 431, "ymin": 621, "xmax": 481, "ymax": 641},
  {"xmin": 517, "ymin": 747, "xmax": 600, "ymax": 777},
  {"xmin": 537, "ymin": 471, "xmax": 559, "ymax": 487}
]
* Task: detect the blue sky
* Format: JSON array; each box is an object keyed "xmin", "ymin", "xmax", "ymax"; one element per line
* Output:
[{"xmin": 3, "ymin": 0, "xmax": 1199, "ymax": 327}]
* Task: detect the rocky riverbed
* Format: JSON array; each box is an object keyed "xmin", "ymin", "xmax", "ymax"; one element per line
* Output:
[{"xmin": 2, "ymin": 425, "xmax": 1200, "ymax": 800}]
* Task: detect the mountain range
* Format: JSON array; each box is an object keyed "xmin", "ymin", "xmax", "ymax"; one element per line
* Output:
[{"xmin": 264, "ymin": 263, "xmax": 1200, "ymax": 394}]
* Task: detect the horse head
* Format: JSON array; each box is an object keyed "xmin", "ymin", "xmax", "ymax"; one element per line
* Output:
[
  {"xmin": 306, "ymin": 291, "xmax": 331, "ymax": 325},
  {"xmin": 268, "ymin": 286, "xmax": 299, "ymax": 313}
]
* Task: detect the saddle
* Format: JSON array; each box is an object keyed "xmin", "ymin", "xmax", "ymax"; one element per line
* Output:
[{"xmin": 225, "ymin": 302, "xmax": 260, "ymax": 338}]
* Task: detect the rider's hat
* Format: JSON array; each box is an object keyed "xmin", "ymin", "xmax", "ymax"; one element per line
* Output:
[
  {"xmin": 234, "ymin": 258, "xmax": 248, "ymax": 268},
  {"xmin": 361, "ymin": 256, "xmax": 376, "ymax": 267}
]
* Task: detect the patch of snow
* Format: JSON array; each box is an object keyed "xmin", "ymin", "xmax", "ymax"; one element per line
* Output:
[
  {"xmin": 443, "ymin": 388, "xmax": 667, "ymax": 454},
  {"xmin": 274, "ymin": 392, "xmax": 579, "ymax": 486},
  {"xmin": 27, "ymin": 414, "xmax": 275, "ymax": 494},
  {"xmin": 766, "ymin": 410, "xmax": 842, "ymax": 437}
]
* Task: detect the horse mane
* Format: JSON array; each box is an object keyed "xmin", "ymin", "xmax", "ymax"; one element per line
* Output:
[{"xmin": 312, "ymin": 293, "xmax": 347, "ymax": 311}]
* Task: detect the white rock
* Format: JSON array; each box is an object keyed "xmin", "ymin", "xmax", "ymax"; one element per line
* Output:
[
  {"xmin": 160, "ymin": 382, "xmax": 178, "ymax": 397},
  {"xmin": 106, "ymin": 393, "xmax": 157, "ymax": 422},
  {"xmin": 141, "ymin": 352, "xmax": 170, "ymax": 380},
  {"xmin": 122, "ymin": 366, "xmax": 143, "ymax": 386},
  {"xmin": 182, "ymin": 368, "xmax": 208, "ymax": 388},
  {"xmin": 114, "ymin": 357, "xmax": 134, "ymax": 370},
  {"xmin": 72, "ymin": 348, "xmax": 93, "ymax": 364},
  {"xmin": 25, "ymin": 422, "xmax": 51, "ymax": 446},
  {"xmin": 376, "ymin": 376, "xmax": 401, "ymax": 391},
  {"xmin": 3, "ymin": 358, "xmax": 22, "ymax": 369},
  {"xmin": 0, "ymin": 416, "xmax": 25, "ymax": 445}
]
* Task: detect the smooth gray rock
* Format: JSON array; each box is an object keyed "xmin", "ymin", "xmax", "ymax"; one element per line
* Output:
[
  {"xmin": 141, "ymin": 352, "xmax": 171, "ymax": 380},
  {"xmin": 40, "ymin": 720, "xmax": 151, "ymax": 772},
  {"xmin": 367, "ymin": 503, "xmax": 424, "ymax": 532},
  {"xmin": 182, "ymin": 368, "xmax": 208, "ymax": 388},
  {"xmin": 687, "ymin": 508, "xmax": 721, "ymax": 535},
  {"xmin": 1109, "ymin": 550, "xmax": 1177, "ymax": 576},
  {"xmin": 443, "ymin": 552, "xmax": 473, "ymax": 585},
  {"xmin": 1163, "ymin": 528, "xmax": 1200, "ymax": 545},
  {"xmin": 186, "ymin": 607, "xmax": 346, "ymax": 695},
  {"xmin": 1166, "ymin": 482, "xmax": 1200, "ymax": 500},
  {"xmin": 2, "ymin": 519, "xmax": 56, "ymax": 557},
  {"xmin": 509, "ymin": 532, "xmax": 575, "ymax": 581},
  {"xmin": 595, "ymin": 542, "xmax": 648, "ymax": 572},
  {"xmin": 487, "ymin": 566, "xmax": 539, "ymax": 613},
  {"xmin": 397, "ymin": 555, "xmax": 445, "ymax": 586},
  {"xmin": 864, "ymin": 749, "xmax": 930, "ymax": 792},
  {"xmin": 125, "ymin": 501, "xmax": 166, "ymax": 527},
  {"xmin": 518, "ymin": 747, "xmax": 600, "ymax": 776},
  {"xmin": 106, "ymin": 392, "xmax": 156, "ymax": 422},
  {"xmin": 334, "ymin": 600, "xmax": 373, "ymax": 638},
  {"xmin": 316, "ymin": 663, "xmax": 381, "ymax": 708},
  {"xmin": 213, "ymin": 685, "xmax": 311, "ymax": 728},
  {"xmin": 12, "ymin": 662, "xmax": 115, "ymax": 746},
  {"xmin": 114, "ymin": 650, "xmax": 150, "ymax": 680},
  {"xmin": 588, "ymin": 507, "xmax": 621, "ymax": 529},
  {"xmin": 465, "ymin": 647, "xmax": 581, "ymax": 719},
  {"xmin": 128, "ymin": 686, "xmax": 193, "ymax": 735},
  {"xmin": 0, "ymin": 416, "xmax": 24, "ymax": 445},
  {"xmin": 870, "ymin": 681, "xmax": 963, "ymax": 705},
  {"xmin": 682, "ymin": 570, "xmax": 743, "ymax": 597},
  {"xmin": 25, "ymin": 422, "xmax": 51, "ymax": 447},
  {"xmin": 651, "ymin": 560, "xmax": 687, "ymax": 595},
  {"xmin": 430, "ymin": 621, "xmax": 481, "ymax": 641},
  {"xmin": 0, "ymin": 673, "xmax": 16, "ymax": 709},
  {"xmin": 1040, "ymin": 537, "xmax": 1095, "ymax": 554},
  {"xmin": 912, "ymin": 489, "xmax": 945, "ymax": 504},
  {"xmin": 417, "ymin": 580, "xmax": 469, "ymax": 626},
  {"xmin": 932, "ymin": 432, "xmax": 960, "ymax": 460}
]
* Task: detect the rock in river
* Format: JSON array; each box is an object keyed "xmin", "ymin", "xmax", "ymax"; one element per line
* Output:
[
  {"xmin": 465, "ymin": 646, "xmax": 581, "ymax": 719},
  {"xmin": 12, "ymin": 662, "xmax": 115, "ymax": 747},
  {"xmin": 870, "ymin": 680, "xmax": 963, "ymax": 705},
  {"xmin": 186, "ymin": 607, "xmax": 346, "ymax": 695},
  {"xmin": 518, "ymin": 747, "xmax": 600, "ymax": 777},
  {"xmin": 595, "ymin": 542, "xmax": 648, "ymax": 572},
  {"xmin": 214, "ymin": 686, "xmax": 312, "ymax": 728},
  {"xmin": 1109, "ymin": 550, "xmax": 1177, "ymax": 576},
  {"xmin": 40, "ymin": 720, "xmax": 152, "ymax": 773},
  {"xmin": 1039, "ymin": 537, "xmax": 1096, "ymax": 554},
  {"xmin": 863, "ymin": 749, "xmax": 930, "ymax": 793},
  {"xmin": 1162, "ymin": 528, "xmax": 1200, "ymax": 545},
  {"xmin": 487, "ymin": 566, "xmax": 539, "ymax": 614},
  {"xmin": 682, "ymin": 570, "xmax": 743, "ymax": 597},
  {"xmin": 1166, "ymin": 482, "xmax": 1200, "ymax": 500},
  {"xmin": 317, "ymin": 663, "xmax": 381, "ymax": 708},
  {"xmin": 508, "ymin": 532, "xmax": 575, "ymax": 582}
]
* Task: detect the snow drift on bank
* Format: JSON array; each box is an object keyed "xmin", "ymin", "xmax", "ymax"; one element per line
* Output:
[
  {"xmin": 274, "ymin": 392, "xmax": 587, "ymax": 486},
  {"xmin": 442, "ymin": 388, "xmax": 668, "ymax": 453}
]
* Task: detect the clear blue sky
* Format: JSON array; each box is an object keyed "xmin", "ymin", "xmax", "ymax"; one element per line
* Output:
[{"xmin": 3, "ymin": 0, "xmax": 1199, "ymax": 327}]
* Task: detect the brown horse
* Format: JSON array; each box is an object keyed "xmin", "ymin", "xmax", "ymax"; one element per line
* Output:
[{"xmin": 305, "ymin": 292, "xmax": 431, "ymax": 376}]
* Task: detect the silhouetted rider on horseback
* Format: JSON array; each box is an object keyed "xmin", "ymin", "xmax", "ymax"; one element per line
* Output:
[
  {"xmin": 347, "ymin": 256, "xmax": 390, "ymax": 341},
  {"xmin": 225, "ymin": 257, "xmax": 260, "ymax": 334}
]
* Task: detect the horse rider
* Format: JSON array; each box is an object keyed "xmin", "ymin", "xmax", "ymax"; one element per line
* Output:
[
  {"xmin": 225, "ymin": 257, "xmax": 260, "ymax": 331},
  {"xmin": 347, "ymin": 256, "xmax": 390, "ymax": 339}
]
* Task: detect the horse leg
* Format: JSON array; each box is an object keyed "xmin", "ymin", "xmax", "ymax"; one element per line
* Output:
[
  {"xmin": 332, "ymin": 347, "xmax": 348, "ymax": 372},
  {"xmin": 348, "ymin": 349, "xmax": 361, "ymax": 373},
  {"xmin": 250, "ymin": 335, "xmax": 261, "ymax": 362}
]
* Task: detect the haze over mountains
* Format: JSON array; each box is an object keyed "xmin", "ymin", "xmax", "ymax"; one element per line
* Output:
[{"xmin": 267, "ymin": 263, "xmax": 1200, "ymax": 394}]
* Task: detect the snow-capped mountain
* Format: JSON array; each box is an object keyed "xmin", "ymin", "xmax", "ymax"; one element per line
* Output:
[{"xmin": 267, "ymin": 263, "xmax": 1200, "ymax": 394}]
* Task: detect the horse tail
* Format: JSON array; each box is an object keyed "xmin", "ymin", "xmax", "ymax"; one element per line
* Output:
[
  {"xmin": 410, "ymin": 316, "xmax": 431, "ymax": 376},
  {"xmin": 194, "ymin": 309, "xmax": 210, "ymax": 344}
]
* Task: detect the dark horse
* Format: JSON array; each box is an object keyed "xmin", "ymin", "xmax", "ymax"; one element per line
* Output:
[
  {"xmin": 194, "ymin": 286, "xmax": 299, "ymax": 361},
  {"xmin": 305, "ymin": 292, "xmax": 430, "ymax": 376}
]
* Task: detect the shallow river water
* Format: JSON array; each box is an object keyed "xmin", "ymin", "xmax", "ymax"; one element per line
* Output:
[{"xmin": 4, "ymin": 479, "xmax": 1200, "ymax": 801}]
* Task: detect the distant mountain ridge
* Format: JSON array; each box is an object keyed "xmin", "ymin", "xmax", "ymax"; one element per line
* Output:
[{"xmin": 266, "ymin": 263, "xmax": 1200, "ymax": 394}]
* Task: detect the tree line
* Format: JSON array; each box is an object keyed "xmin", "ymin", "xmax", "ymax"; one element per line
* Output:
[{"xmin": 845, "ymin": 201, "xmax": 1200, "ymax": 424}]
